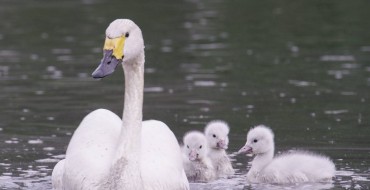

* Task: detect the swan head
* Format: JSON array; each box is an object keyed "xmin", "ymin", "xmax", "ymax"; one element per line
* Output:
[
  {"xmin": 92, "ymin": 19, "xmax": 144, "ymax": 78},
  {"xmin": 238, "ymin": 125, "xmax": 274, "ymax": 155},
  {"xmin": 204, "ymin": 120, "xmax": 230, "ymax": 150},
  {"xmin": 183, "ymin": 131, "xmax": 208, "ymax": 161}
]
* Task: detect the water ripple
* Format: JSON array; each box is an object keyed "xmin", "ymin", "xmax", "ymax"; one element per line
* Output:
[{"xmin": 320, "ymin": 55, "xmax": 355, "ymax": 62}]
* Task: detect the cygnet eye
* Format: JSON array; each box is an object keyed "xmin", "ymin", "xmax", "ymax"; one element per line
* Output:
[
  {"xmin": 212, "ymin": 134, "xmax": 216, "ymax": 138},
  {"xmin": 125, "ymin": 32, "xmax": 129, "ymax": 38},
  {"xmin": 199, "ymin": 145, "xmax": 202, "ymax": 149},
  {"xmin": 187, "ymin": 145, "xmax": 189, "ymax": 148},
  {"xmin": 253, "ymin": 139, "xmax": 258, "ymax": 143}
]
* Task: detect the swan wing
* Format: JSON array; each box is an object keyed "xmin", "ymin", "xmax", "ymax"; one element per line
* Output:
[
  {"xmin": 62, "ymin": 109, "xmax": 122, "ymax": 189},
  {"xmin": 51, "ymin": 159, "xmax": 65, "ymax": 190},
  {"xmin": 141, "ymin": 120, "xmax": 189, "ymax": 190}
]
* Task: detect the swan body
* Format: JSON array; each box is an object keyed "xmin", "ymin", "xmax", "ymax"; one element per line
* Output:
[
  {"xmin": 52, "ymin": 19, "xmax": 189, "ymax": 190},
  {"xmin": 51, "ymin": 159, "xmax": 64, "ymax": 189},
  {"xmin": 204, "ymin": 120, "xmax": 234, "ymax": 178},
  {"xmin": 238, "ymin": 125, "xmax": 335, "ymax": 184},
  {"xmin": 182, "ymin": 131, "xmax": 215, "ymax": 182}
]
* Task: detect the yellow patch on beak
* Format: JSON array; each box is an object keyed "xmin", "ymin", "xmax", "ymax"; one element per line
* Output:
[{"xmin": 103, "ymin": 36, "xmax": 126, "ymax": 59}]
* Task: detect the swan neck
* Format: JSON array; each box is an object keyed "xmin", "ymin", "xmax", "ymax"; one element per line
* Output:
[
  {"xmin": 111, "ymin": 52, "xmax": 145, "ymax": 189},
  {"xmin": 118, "ymin": 53, "xmax": 144, "ymax": 154},
  {"xmin": 251, "ymin": 147, "xmax": 274, "ymax": 172},
  {"xmin": 122, "ymin": 53, "xmax": 144, "ymax": 134},
  {"xmin": 209, "ymin": 148, "xmax": 226, "ymax": 156}
]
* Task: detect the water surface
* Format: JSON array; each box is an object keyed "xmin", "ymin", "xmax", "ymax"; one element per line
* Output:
[{"xmin": 0, "ymin": 0, "xmax": 369, "ymax": 189}]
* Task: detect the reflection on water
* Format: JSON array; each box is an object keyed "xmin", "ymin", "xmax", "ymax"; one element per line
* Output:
[{"xmin": 1, "ymin": 0, "xmax": 370, "ymax": 189}]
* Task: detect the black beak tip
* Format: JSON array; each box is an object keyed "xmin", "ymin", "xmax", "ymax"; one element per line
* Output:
[{"xmin": 92, "ymin": 70, "xmax": 105, "ymax": 79}]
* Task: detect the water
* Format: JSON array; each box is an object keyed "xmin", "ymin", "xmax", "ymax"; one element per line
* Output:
[{"xmin": 1, "ymin": 0, "xmax": 370, "ymax": 189}]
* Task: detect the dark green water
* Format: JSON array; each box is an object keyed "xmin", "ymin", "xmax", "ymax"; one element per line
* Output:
[{"xmin": 0, "ymin": 0, "xmax": 369, "ymax": 189}]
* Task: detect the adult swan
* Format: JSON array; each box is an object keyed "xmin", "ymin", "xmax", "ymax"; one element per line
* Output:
[{"xmin": 52, "ymin": 19, "xmax": 189, "ymax": 190}]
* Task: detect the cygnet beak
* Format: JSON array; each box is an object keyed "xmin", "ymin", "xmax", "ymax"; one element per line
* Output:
[
  {"xmin": 188, "ymin": 150, "xmax": 198, "ymax": 161},
  {"xmin": 217, "ymin": 140, "xmax": 228, "ymax": 149},
  {"xmin": 238, "ymin": 144, "xmax": 253, "ymax": 155}
]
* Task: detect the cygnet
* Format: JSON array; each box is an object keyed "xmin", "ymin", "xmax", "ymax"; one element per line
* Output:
[
  {"xmin": 238, "ymin": 125, "xmax": 335, "ymax": 184},
  {"xmin": 182, "ymin": 131, "xmax": 215, "ymax": 182},
  {"xmin": 204, "ymin": 120, "xmax": 234, "ymax": 177}
]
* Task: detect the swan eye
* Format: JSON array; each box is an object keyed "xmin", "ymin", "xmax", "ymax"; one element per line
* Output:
[
  {"xmin": 187, "ymin": 145, "xmax": 189, "ymax": 149},
  {"xmin": 253, "ymin": 139, "xmax": 258, "ymax": 143},
  {"xmin": 125, "ymin": 32, "xmax": 129, "ymax": 38},
  {"xmin": 212, "ymin": 134, "xmax": 216, "ymax": 138},
  {"xmin": 199, "ymin": 145, "xmax": 202, "ymax": 149}
]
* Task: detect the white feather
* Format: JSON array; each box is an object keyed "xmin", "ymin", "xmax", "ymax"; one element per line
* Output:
[
  {"xmin": 52, "ymin": 19, "xmax": 189, "ymax": 190},
  {"xmin": 182, "ymin": 131, "xmax": 215, "ymax": 182},
  {"xmin": 239, "ymin": 125, "xmax": 335, "ymax": 184},
  {"xmin": 204, "ymin": 120, "xmax": 234, "ymax": 178}
]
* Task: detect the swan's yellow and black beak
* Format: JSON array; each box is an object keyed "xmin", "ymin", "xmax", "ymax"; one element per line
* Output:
[{"xmin": 92, "ymin": 36, "xmax": 125, "ymax": 79}]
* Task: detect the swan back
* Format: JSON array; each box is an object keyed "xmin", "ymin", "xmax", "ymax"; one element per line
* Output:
[
  {"xmin": 204, "ymin": 120, "xmax": 230, "ymax": 149},
  {"xmin": 62, "ymin": 109, "xmax": 122, "ymax": 189},
  {"xmin": 258, "ymin": 151, "xmax": 336, "ymax": 183},
  {"xmin": 141, "ymin": 120, "xmax": 189, "ymax": 189}
]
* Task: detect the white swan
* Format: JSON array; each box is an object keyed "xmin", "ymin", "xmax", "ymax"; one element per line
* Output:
[
  {"xmin": 204, "ymin": 120, "xmax": 234, "ymax": 178},
  {"xmin": 182, "ymin": 131, "xmax": 215, "ymax": 182},
  {"xmin": 238, "ymin": 125, "xmax": 335, "ymax": 184},
  {"xmin": 51, "ymin": 19, "xmax": 189, "ymax": 190}
]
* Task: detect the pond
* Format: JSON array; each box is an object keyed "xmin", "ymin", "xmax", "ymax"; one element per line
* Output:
[{"xmin": 0, "ymin": 0, "xmax": 369, "ymax": 189}]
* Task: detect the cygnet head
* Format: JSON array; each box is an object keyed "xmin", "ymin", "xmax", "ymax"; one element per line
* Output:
[
  {"xmin": 92, "ymin": 19, "xmax": 144, "ymax": 78},
  {"xmin": 183, "ymin": 131, "xmax": 208, "ymax": 161},
  {"xmin": 238, "ymin": 125, "xmax": 274, "ymax": 155},
  {"xmin": 204, "ymin": 120, "xmax": 230, "ymax": 150}
]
